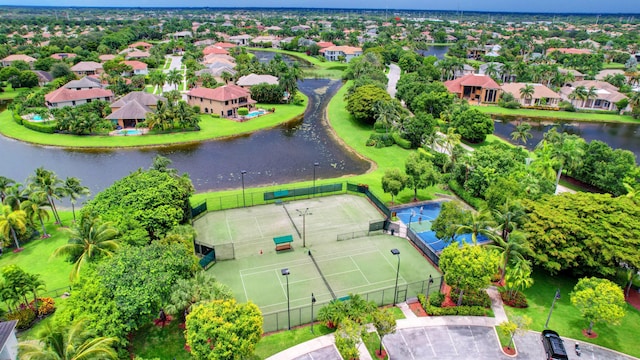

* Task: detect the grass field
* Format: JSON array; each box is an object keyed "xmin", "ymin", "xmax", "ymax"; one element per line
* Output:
[
  {"xmin": 476, "ymin": 105, "xmax": 638, "ymax": 123},
  {"xmin": 196, "ymin": 194, "xmax": 440, "ymax": 331}
]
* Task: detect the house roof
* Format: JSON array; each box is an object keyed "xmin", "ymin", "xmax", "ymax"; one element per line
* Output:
[
  {"xmin": 236, "ymin": 74, "xmax": 279, "ymax": 86},
  {"xmin": 129, "ymin": 41, "xmax": 152, "ymax": 48},
  {"xmin": 99, "ymin": 54, "xmax": 116, "ymax": 62},
  {"xmin": 32, "ymin": 70, "xmax": 53, "ymax": 83},
  {"xmin": 50, "ymin": 53, "xmax": 77, "ymax": 60},
  {"xmin": 0, "ymin": 320, "xmax": 17, "ymax": 350},
  {"xmin": 501, "ymin": 83, "xmax": 561, "ymax": 99},
  {"xmin": 123, "ymin": 60, "xmax": 148, "ymax": 70},
  {"xmin": 203, "ymin": 46, "xmax": 230, "ymax": 56},
  {"xmin": 126, "ymin": 51, "xmax": 150, "ymax": 59},
  {"xmin": 546, "ymin": 48, "xmax": 593, "ymax": 55},
  {"xmin": 196, "ymin": 66, "xmax": 237, "ymax": 77},
  {"xmin": 45, "ymin": 87, "xmax": 113, "ymax": 103},
  {"xmin": 106, "ymin": 100, "xmax": 152, "ymax": 120},
  {"xmin": 444, "ymin": 74, "xmax": 501, "ymax": 93},
  {"xmin": 316, "ymin": 41, "xmax": 335, "ymax": 48},
  {"xmin": 2, "ymin": 54, "xmax": 36, "ymax": 62},
  {"xmin": 188, "ymin": 84, "xmax": 251, "ymax": 102},
  {"xmin": 64, "ymin": 77, "xmax": 103, "ymax": 89},
  {"xmin": 560, "ymin": 80, "xmax": 627, "ymax": 103},
  {"xmin": 214, "ymin": 42, "xmax": 237, "ymax": 49},
  {"xmin": 111, "ymin": 91, "xmax": 166, "ymax": 108},
  {"xmin": 71, "ymin": 61, "xmax": 102, "ymax": 72},
  {"xmin": 323, "ymin": 46, "xmax": 362, "ymax": 55},
  {"xmin": 203, "ymin": 56, "xmax": 236, "ymax": 66}
]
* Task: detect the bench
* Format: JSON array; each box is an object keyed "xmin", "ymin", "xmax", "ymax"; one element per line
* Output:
[{"xmin": 273, "ymin": 234, "xmax": 294, "ymax": 252}]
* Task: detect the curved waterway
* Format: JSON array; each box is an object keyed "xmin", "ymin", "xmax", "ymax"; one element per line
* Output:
[{"xmin": 0, "ymin": 79, "xmax": 370, "ymax": 195}]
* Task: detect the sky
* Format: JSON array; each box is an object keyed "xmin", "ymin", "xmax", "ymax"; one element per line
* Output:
[{"xmin": 2, "ymin": 0, "xmax": 638, "ymax": 14}]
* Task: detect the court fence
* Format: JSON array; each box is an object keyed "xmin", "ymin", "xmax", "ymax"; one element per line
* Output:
[
  {"xmin": 262, "ymin": 275, "xmax": 444, "ymax": 333},
  {"xmin": 406, "ymin": 228, "xmax": 441, "ymax": 266}
]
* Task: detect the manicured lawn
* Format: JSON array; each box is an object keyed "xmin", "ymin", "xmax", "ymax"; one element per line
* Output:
[
  {"xmin": 130, "ymin": 320, "xmax": 191, "ymax": 360},
  {"xmin": 363, "ymin": 331, "xmax": 388, "ymax": 360},
  {"xmin": 477, "ymin": 105, "xmax": 638, "ymax": 124},
  {"xmin": 0, "ymin": 211, "xmax": 74, "ymax": 295},
  {"xmin": 504, "ymin": 271, "xmax": 640, "ymax": 358},
  {"xmin": 0, "ymin": 85, "xmax": 28, "ymax": 99},
  {"xmin": 0, "ymin": 95, "xmax": 307, "ymax": 148},
  {"xmin": 252, "ymin": 324, "xmax": 334, "ymax": 360},
  {"xmin": 603, "ymin": 63, "xmax": 626, "ymax": 69}
]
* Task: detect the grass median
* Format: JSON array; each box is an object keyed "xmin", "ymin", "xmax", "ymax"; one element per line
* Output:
[
  {"xmin": 476, "ymin": 105, "xmax": 638, "ymax": 123},
  {"xmin": 0, "ymin": 95, "xmax": 307, "ymax": 148}
]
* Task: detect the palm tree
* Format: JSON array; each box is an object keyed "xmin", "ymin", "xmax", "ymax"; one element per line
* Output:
[
  {"xmin": 519, "ymin": 84, "xmax": 535, "ymax": 106},
  {"xmin": 221, "ymin": 71, "xmax": 234, "ymax": 84},
  {"xmin": 19, "ymin": 319, "xmax": 118, "ymax": 360},
  {"xmin": 164, "ymin": 271, "xmax": 233, "ymax": 319},
  {"xmin": 585, "ymin": 86, "xmax": 598, "ymax": 108},
  {"xmin": 455, "ymin": 209, "xmax": 494, "ymax": 245},
  {"xmin": 61, "ymin": 177, "xmax": 90, "ymax": 223},
  {"xmin": 484, "ymin": 62, "xmax": 499, "ymax": 81},
  {"xmin": 531, "ymin": 142, "xmax": 558, "ymax": 182},
  {"xmin": 536, "ymin": 128, "xmax": 585, "ymax": 193},
  {"xmin": 2, "ymin": 182, "xmax": 27, "ymax": 211},
  {"xmin": 27, "ymin": 167, "xmax": 63, "ymax": 225},
  {"xmin": 0, "ymin": 176, "xmax": 15, "ymax": 203},
  {"xmin": 569, "ymin": 85, "xmax": 587, "ymax": 108},
  {"xmin": 488, "ymin": 230, "xmax": 528, "ymax": 283},
  {"xmin": 149, "ymin": 70, "xmax": 166, "ymax": 92},
  {"xmin": 0, "ymin": 205, "xmax": 27, "ymax": 250},
  {"xmin": 167, "ymin": 69, "xmax": 183, "ymax": 90},
  {"xmin": 510, "ymin": 122, "xmax": 533, "ymax": 146},
  {"xmin": 174, "ymin": 100, "xmax": 197, "ymax": 129},
  {"xmin": 52, "ymin": 214, "xmax": 119, "ymax": 281},
  {"xmin": 20, "ymin": 192, "xmax": 51, "ymax": 238},
  {"xmin": 373, "ymin": 100, "xmax": 398, "ymax": 133},
  {"xmin": 504, "ymin": 258, "xmax": 534, "ymax": 299}
]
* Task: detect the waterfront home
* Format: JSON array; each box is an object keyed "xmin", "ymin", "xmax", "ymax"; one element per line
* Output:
[
  {"xmin": 501, "ymin": 83, "xmax": 561, "ymax": 107},
  {"xmin": 106, "ymin": 92, "xmax": 166, "ymax": 128},
  {"xmin": 229, "ymin": 35, "xmax": 253, "ymax": 46},
  {"xmin": 187, "ymin": 84, "xmax": 256, "ymax": 118},
  {"xmin": 45, "ymin": 86, "xmax": 113, "ymax": 109},
  {"xmin": 445, "ymin": 74, "xmax": 501, "ymax": 104},
  {"xmin": 560, "ymin": 80, "xmax": 630, "ymax": 112},
  {"xmin": 321, "ymin": 45, "xmax": 363, "ymax": 62},
  {"xmin": 236, "ymin": 74, "xmax": 279, "ymax": 89}
]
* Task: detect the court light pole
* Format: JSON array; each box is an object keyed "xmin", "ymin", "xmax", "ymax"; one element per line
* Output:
[
  {"xmin": 391, "ymin": 249, "xmax": 400, "ymax": 305},
  {"xmin": 297, "ymin": 208, "xmax": 311, "ymax": 247},
  {"xmin": 426, "ymin": 274, "xmax": 434, "ymax": 299},
  {"xmin": 241, "ymin": 170, "xmax": 247, "ymax": 207},
  {"xmin": 313, "ymin": 162, "xmax": 319, "ymax": 197},
  {"xmin": 408, "ymin": 210, "xmax": 416, "ymax": 232},
  {"xmin": 282, "ymin": 268, "xmax": 291, "ymax": 330},
  {"xmin": 311, "ymin": 293, "xmax": 317, "ymax": 334},
  {"xmin": 545, "ymin": 288, "xmax": 561, "ymax": 328}
]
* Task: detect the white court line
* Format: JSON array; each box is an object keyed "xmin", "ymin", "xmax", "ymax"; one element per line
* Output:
[
  {"xmin": 239, "ymin": 250, "xmax": 380, "ymax": 275},
  {"xmin": 240, "ymin": 270, "xmax": 250, "ymax": 303},
  {"xmin": 254, "ymin": 217, "xmax": 264, "ymax": 238},
  {"xmin": 277, "ymin": 269, "xmax": 288, "ymax": 299},
  {"xmin": 349, "ymin": 255, "xmax": 371, "ymax": 285},
  {"xmin": 225, "ymin": 216, "xmax": 233, "ymax": 242},
  {"xmin": 423, "ymin": 328, "xmax": 436, "ymax": 356}
]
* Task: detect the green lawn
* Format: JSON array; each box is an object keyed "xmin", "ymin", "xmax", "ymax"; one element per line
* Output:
[
  {"xmin": 130, "ymin": 319, "xmax": 191, "ymax": 360},
  {"xmin": 603, "ymin": 63, "xmax": 626, "ymax": 69},
  {"xmin": 477, "ymin": 105, "xmax": 638, "ymax": 124},
  {"xmin": 504, "ymin": 271, "xmax": 640, "ymax": 358},
  {"xmin": 0, "ymin": 85, "xmax": 28, "ymax": 99},
  {"xmin": 0, "ymin": 211, "xmax": 74, "ymax": 295},
  {"xmin": 0, "ymin": 95, "xmax": 307, "ymax": 148},
  {"xmin": 251, "ymin": 324, "xmax": 335, "ymax": 360}
]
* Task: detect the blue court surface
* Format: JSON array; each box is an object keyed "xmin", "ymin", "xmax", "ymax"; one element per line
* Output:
[{"xmin": 395, "ymin": 203, "xmax": 489, "ymax": 252}]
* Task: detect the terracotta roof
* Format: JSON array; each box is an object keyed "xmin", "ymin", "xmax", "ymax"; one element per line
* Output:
[
  {"xmin": 501, "ymin": 83, "xmax": 561, "ymax": 99},
  {"xmin": 126, "ymin": 51, "xmax": 150, "ymax": 59},
  {"xmin": 188, "ymin": 84, "xmax": 251, "ymax": 102},
  {"xmin": 111, "ymin": 91, "xmax": 166, "ymax": 108},
  {"xmin": 129, "ymin": 41, "xmax": 152, "ymax": 48},
  {"xmin": 323, "ymin": 45, "xmax": 362, "ymax": 55},
  {"xmin": 2, "ymin": 54, "xmax": 36, "ymax": 62},
  {"xmin": 106, "ymin": 100, "xmax": 152, "ymax": 120},
  {"xmin": 45, "ymin": 87, "xmax": 113, "ymax": 103},
  {"xmin": 99, "ymin": 54, "xmax": 116, "ymax": 62},
  {"xmin": 445, "ymin": 74, "xmax": 501, "ymax": 93},
  {"xmin": 71, "ymin": 61, "xmax": 102, "ymax": 72},
  {"xmin": 560, "ymin": 80, "xmax": 627, "ymax": 103},
  {"xmin": 317, "ymin": 41, "xmax": 335, "ymax": 48},
  {"xmin": 123, "ymin": 60, "xmax": 148, "ymax": 70},
  {"xmin": 203, "ymin": 46, "xmax": 230, "ymax": 56},
  {"xmin": 50, "ymin": 53, "xmax": 77, "ymax": 60},
  {"xmin": 214, "ymin": 42, "xmax": 237, "ymax": 49}
]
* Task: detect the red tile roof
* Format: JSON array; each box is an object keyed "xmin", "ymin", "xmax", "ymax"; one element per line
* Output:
[
  {"xmin": 203, "ymin": 46, "xmax": 230, "ymax": 56},
  {"xmin": 45, "ymin": 87, "xmax": 113, "ymax": 103},
  {"xmin": 123, "ymin": 60, "xmax": 148, "ymax": 70},
  {"xmin": 188, "ymin": 84, "xmax": 250, "ymax": 102},
  {"xmin": 214, "ymin": 42, "xmax": 236, "ymax": 49},
  {"xmin": 445, "ymin": 74, "xmax": 501, "ymax": 93}
]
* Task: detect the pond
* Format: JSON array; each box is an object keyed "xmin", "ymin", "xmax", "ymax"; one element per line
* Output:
[
  {"xmin": 251, "ymin": 50, "xmax": 313, "ymax": 68},
  {"xmin": 492, "ymin": 115, "xmax": 640, "ymax": 161},
  {"xmin": 415, "ymin": 45, "xmax": 450, "ymax": 59},
  {"xmin": 0, "ymin": 79, "xmax": 370, "ymax": 196}
]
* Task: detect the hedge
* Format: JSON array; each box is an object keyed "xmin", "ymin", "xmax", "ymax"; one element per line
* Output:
[
  {"xmin": 392, "ymin": 132, "xmax": 412, "ymax": 149},
  {"xmin": 12, "ymin": 111, "xmax": 23, "ymax": 125},
  {"xmin": 417, "ymin": 294, "xmax": 493, "ymax": 317},
  {"xmin": 447, "ymin": 180, "xmax": 486, "ymax": 209},
  {"xmin": 22, "ymin": 120, "xmax": 57, "ymax": 134}
]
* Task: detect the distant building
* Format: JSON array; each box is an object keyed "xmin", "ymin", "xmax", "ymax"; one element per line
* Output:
[
  {"xmin": 50, "ymin": 53, "xmax": 77, "ymax": 60},
  {"xmin": 1, "ymin": 54, "xmax": 37, "ymax": 68},
  {"xmin": 228, "ymin": 35, "xmax": 253, "ymax": 46},
  {"xmin": 187, "ymin": 84, "xmax": 256, "ymax": 118},
  {"xmin": 122, "ymin": 61, "xmax": 148, "ymax": 76},
  {"xmin": 128, "ymin": 41, "xmax": 153, "ymax": 51},
  {"xmin": 70, "ymin": 61, "xmax": 103, "ymax": 76},
  {"xmin": 321, "ymin": 46, "xmax": 363, "ymax": 62},
  {"xmin": 501, "ymin": 83, "xmax": 561, "ymax": 107},
  {"xmin": 236, "ymin": 74, "xmax": 279, "ymax": 89}
]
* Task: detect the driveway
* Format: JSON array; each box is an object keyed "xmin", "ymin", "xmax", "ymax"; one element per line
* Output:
[
  {"xmin": 387, "ymin": 63, "xmax": 400, "ymax": 98},
  {"xmin": 293, "ymin": 345, "xmax": 341, "ymax": 360},
  {"xmin": 515, "ymin": 331, "xmax": 636, "ymax": 360},
  {"xmin": 163, "ymin": 55, "xmax": 183, "ymax": 93}
]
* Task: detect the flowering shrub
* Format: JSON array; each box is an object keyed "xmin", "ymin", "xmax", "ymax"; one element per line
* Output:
[
  {"xmin": 6, "ymin": 308, "xmax": 36, "ymax": 329},
  {"xmin": 30, "ymin": 297, "xmax": 56, "ymax": 316},
  {"xmin": 499, "ymin": 289, "xmax": 529, "ymax": 308}
]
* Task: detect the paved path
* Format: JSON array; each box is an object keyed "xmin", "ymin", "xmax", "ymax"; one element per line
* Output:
[
  {"xmin": 162, "ymin": 55, "xmax": 184, "ymax": 93},
  {"xmin": 386, "ymin": 64, "xmax": 400, "ymax": 98}
]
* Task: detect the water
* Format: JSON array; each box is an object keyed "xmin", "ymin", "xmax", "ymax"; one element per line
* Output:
[
  {"xmin": 395, "ymin": 203, "xmax": 489, "ymax": 252},
  {"xmin": 415, "ymin": 45, "xmax": 450, "ymax": 59},
  {"xmin": 0, "ymin": 79, "xmax": 370, "ymax": 196},
  {"xmin": 115, "ymin": 129, "xmax": 143, "ymax": 136},
  {"xmin": 250, "ymin": 50, "xmax": 313, "ymax": 67},
  {"xmin": 33, "ymin": 115, "xmax": 42, "ymax": 121},
  {"xmin": 492, "ymin": 116, "xmax": 640, "ymax": 161}
]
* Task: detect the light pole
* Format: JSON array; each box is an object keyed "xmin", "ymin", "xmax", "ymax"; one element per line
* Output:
[
  {"xmin": 313, "ymin": 162, "xmax": 319, "ymax": 197},
  {"xmin": 297, "ymin": 208, "xmax": 311, "ymax": 247},
  {"xmin": 426, "ymin": 274, "xmax": 434, "ymax": 299},
  {"xmin": 241, "ymin": 170, "xmax": 247, "ymax": 207},
  {"xmin": 408, "ymin": 210, "xmax": 416, "ymax": 232},
  {"xmin": 311, "ymin": 293, "xmax": 317, "ymax": 334},
  {"xmin": 391, "ymin": 249, "xmax": 400, "ymax": 305},
  {"xmin": 545, "ymin": 288, "xmax": 561, "ymax": 328},
  {"xmin": 281, "ymin": 268, "xmax": 291, "ymax": 330}
]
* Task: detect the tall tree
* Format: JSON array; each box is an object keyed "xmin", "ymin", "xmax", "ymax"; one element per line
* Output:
[
  {"xmin": 510, "ymin": 122, "xmax": 533, "ymax": 146},
  {"xmin": 536, "ymin": 128, "xmax": 585, "ymax": 194},
  {"xmin": 455, "ymin": 209, "xmax": 494, "ymax": 245},
  {"xmin": 0, "ymin": 176, "xmax": 15, "ymax": 203},
  {"xmin": 488, "ymin": 230, "xmax": 528, "ymax": 283},
  {"xmin": 61, "ymin": 177, "xmax": 90, "ymax": 223},
  {"xmin": 20, "ymin": 191, "xmax": 51, "ymax": 238},
  {"xmin": 570, "ymin": 277, "xmax": 626, "ymax": 335},
  {"xmin": 27, "ymin": 167, "xmax": 64, "ymax": 225},
  {"xmin": 519, "ymin": 84, "xmax": 535, "ymax": 105},
  {"xmin": 0, "ymin": 205, "xmax": 27, "ymax": 250},
  {"xmin": 404, "ymin": 153, "xmax": 441, "ymax": 201},
  {"xmin": 381, "ymin": 168, "xmax": 408, "ymax": 205}
]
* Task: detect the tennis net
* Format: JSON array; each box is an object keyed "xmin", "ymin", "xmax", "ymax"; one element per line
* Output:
[
  {"xmin": 309, "ymin": 251, "xmax": 337, "ymax": 300},
  {"xmin": 282, "ymin": 204, "xmax": 302, "ymax": 238}
]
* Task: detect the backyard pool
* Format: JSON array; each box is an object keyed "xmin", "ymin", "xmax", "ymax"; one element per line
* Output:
[
  {"xmin": 114, "ymin": 129, "xmax": 144, "ymax": 136},
  {"xmin": 245, "ymin": 109, "xmax": 267, "ymax": 118},
  {"xmin": 395, "ymin": 202, "xmax": 490, "ymax": 252}
]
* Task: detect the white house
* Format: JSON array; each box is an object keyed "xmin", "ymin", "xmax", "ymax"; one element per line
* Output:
[
  {"xmin": 0, "ymin": 320, "xmax": 18, "ymax": 360},
  {"xmin": 321, "ymin": 46, "xmax": 363, "ymax": 63}
]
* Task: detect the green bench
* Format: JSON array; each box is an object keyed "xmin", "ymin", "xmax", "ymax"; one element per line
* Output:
[{"xmin": 273, "ymin": 235, "xmax": 293, "ymax": 252}]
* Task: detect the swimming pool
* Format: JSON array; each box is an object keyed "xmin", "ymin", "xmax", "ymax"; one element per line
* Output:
[
  {"xmin": 114, "ymin": 129, "xmax": 144, "ymax": 136},
  {"xmin": 395, "ymin": 202, "xmax": 489, "ymax": 252},
  {"xmin": 245, "ymin": 109, "xmax": 266, "ymax": 118},
  {"xmin": 33, "ymin": 115, "xmax": 42, "ymax": 120}
]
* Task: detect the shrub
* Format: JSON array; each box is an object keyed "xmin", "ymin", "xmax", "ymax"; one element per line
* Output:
[
  {"xmin": 418, "ymin": 293, "xmax": 493, "ymax": 316},
  {"xmin": 428, "ymin": 292, "xmax": 445, "ymax": 307},
  {"xmin": 499, "ymin": 288, "xmax": 529, "ymax": 308},
  {"xmin": 447, "ymin": 180, "xmax": 486, "ymax": 210},
  {"xmin": 392, "ymin": 132, "xmax": 412, "ymax": 149},
  {"xmin": 451, "ymin": 288, "xmax": 491, "ymax": 308},
  {"xmin": 237, "ymin": 108, "xmax": 249, "ymax": 116},
  {"xmin": 22, "ymin": 120, "xmax": 57, "ymax": 134},
  {"xmin": 30, "ymin": 297, "xmax": 56, "ymax": 316},
  {"xmin": 12, "ymin": 111, "xmax": 23, "ymax": 125},
  {"xmin": 366, "ymin": 133, "xmax": 395, "ymax": 148},
  {"xmin": 559, "ymin": 101, "xmax": 576, "ymax": 112},
  {"xmin": 6, "ymin": 307, "xmax": 36, "ymax": 329}
]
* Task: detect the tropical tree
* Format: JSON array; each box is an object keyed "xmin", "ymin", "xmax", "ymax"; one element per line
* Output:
[
  {"xmin": 20, "ymin": 192, "xmax": 51, "ymax": 238},
  {"xmin": 498, "ymin": 315, "xmax": 532, "ymax": 351},
  {"xmin": 454, "ymin": 208, "xmax": 494, "ymax": 245},
  {"xmin": 61, "ymin": 177, "xmax": 90, "ymax": 223},
  {"xmin": 149, "ymin": 70, "xmax": 166, "ymax": 92},
  {"xmin": 372, "ymin": 308, "xmax": 396, "ymax": 357},
  {"xmin": 404, "ymin": 153, "xmax": 441, "ymax": 201},
  {"xmin": 488, "ymin": 230, "xmax": 528, "ymax": 283},
  {"xmin": 19, "ymin": 319, "xmax": 118, "ymax": 360},
  {"xmin": 569, "ymin": 85, "xmax": 587, "ymax": 107},
  {"xmin": 510, "ymin": 122, "xmax": 533, "ymax": 146},
  {"xmin": 221, "ymin": 71, "xmax": 234, "ymax": 84},
  {"xmin": 373, "ymin": 100, "xmax": 399, "ymax": 133},
  {"xmin": 491, "ymin": 200, "xmax": 525, "ymax": 241},
  {"xmin": 0, "ymin": 205, "xmax": 27, "ymax": 250},
  {"xmin": 27, "ymin": 167, "xmax": 64, "ymax": 225},
  {"xmin": 519, "ymin": 84, "xmax": 535, "ymax": 105},
  {"xmin": 536, "ymin": 128, "xmax": 585, "ymax": 193},
  {"xmin": 381, "ymin": 168, "xmax": 408, "ymax": 204},
  {"xmin": 503, "ymin": 259, "xmax": 534, "ymax": 298},
  {"xmin": 0, "ymin": 176, "xmax": 15, "ymax": 203},
  {"xmin": 167, "ymin": 69, "xmax": 183, "ymax": 90},
  {"xmin": 585, "ymin": 86, "xmax": 598, "ymax": 108},
  {"xmin": 164, "ymin": 271, "xmax": 233, "ymax": 319},
  {"xmin": 570, "ymin": 277, "xmax": 626, "ymax": 335},
  {"xmin": 52, "ymin": 213, "xmax": 119, "ymax": 281}
]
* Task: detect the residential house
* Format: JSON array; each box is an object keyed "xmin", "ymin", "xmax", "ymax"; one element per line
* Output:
[
  {"xmin": 32, "ymin": 70, "xmax": 53, "ymax": 86},
  {"xmin": 45, "ymin": 77, "xmax": 113, "ymax": 108},
  {"xmin": 106, "ymin": 92, "xmax": 166, "ymax": 128},
  {"xmin": 252, "ymin": 35, "xmax": 281, "ymax": 48},
  {"xmin": 559, "ymin": 68, "xmax": 585, "ymax": 82},
  {"xmin": 187, "ymin": 84, "xmax": 256, "ymax": 118},
  {"xmin": 478, "ymin": 62, "xmax": 516, "ymax": 82},
  {"xmin": 99, "ymin": 54, "xmax": 117, "ymax": 62},
  {"xmin": 317, "ymin": 41, "xmax": 335, "ymax": 50},
  {"xmin": 321, "ymin": 46, "xmax": 363, "ymax": 63},
  {"xmin": 291, "ymin": 25, "xmax": 311, "ymax": 32},
  {"xmin": 196, "ymin": 65, "xmax": 237, "ymax": 84},
  {"xmin": 454, "ymin": 64, "xmax": 476, "ymax": 79},
  {"xmin": 128, "ymin": 41, "xmax": 153, "ymax": 51},
  {"xmin": 214, "ymin": 42, "xmax": 237, "ymax": 50},
  {"xmin": 546, "ymin": 48, "xmax": 593, "ymax": 56},
  {"xmin": 444, "ymin": 74, "xmax": 501, "ymax": 103},
  {"xmin": 64, "ymin": 76, "xmax": 103, "ymax": 90},
  {"xmin": 501, "ymin": 83, "xmax": 561, "ymax": 107},
  {"xmin": 171, "ymin": 31, "xmax": 193, "ymax": 39},
  {"xmin": 236, "ymin": 74, "xmax": 279, "ymax": 89},
  {"xmin": 126, "ymin": 51, "xmax": 151, "ymax": 60},
  {"xmin": 122, "ymin": 61, "xmax": 149, "ymax": 76},
  {"xmin": 70, "ymin": 61, "xmax": 103, "ymax": 76},
  {"xmin": 0, "ymin": 321, "xmax": 18, "ymax": 360},
  {"xmin": 560, "ymin": 80, "xmax": 630, "ymax": 112},
  {"xmin": 228, "ymin": 35, "xmax": 253, "ymax": 46},
  {"xmin": 1, "ymin": 54, "xmax": 37, "ymax": 68},
  {"xmin": 203, "ymin": 46, "xmax": 230, "ymax": 56},
  {"xmin": 50, "ymin": 53, "xmax": 77, "ymax": 60}
]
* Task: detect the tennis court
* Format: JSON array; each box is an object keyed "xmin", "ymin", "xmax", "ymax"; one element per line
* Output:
[
  {"xmin": 195, "ymin": 194, "xmax": 440, "ymax": 320},
  {"xmin": 396, "ymin": 202, "xmax": 490, "ymax": 252}
]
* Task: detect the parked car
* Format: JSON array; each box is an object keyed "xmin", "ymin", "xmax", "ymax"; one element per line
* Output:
[{"xmin": 541, "ymin": 330, "xmax": 569, "ymax": 360}]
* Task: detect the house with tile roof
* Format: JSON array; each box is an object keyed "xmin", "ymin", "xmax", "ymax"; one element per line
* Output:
[
  {"xmin": 128, "ymin": 41, "xmax": 153, "ymax": 51},
  {"xmin": 45, "ymin": 84, "xmax": 113, "ymax": 109},
  {"xmin": 445, "ymin": 74, "xmax": 501, "ymax": 103},
  {"xmin": 0, "ymin": 321, "xmax": 17, "ymax": 360},
  {"xmin": 321, "ymin": 46, "xmax": 363, "ymax": 62},
  {"xmin": 106, "ymin": 92, "xmax": 166, "ymax": 128},
  {"xmin": 99, "ymin": 54, "xmax": 117, "ymax": 62},
  {"xmin": 560, "ymin": 80, "xmax": 630, "ymax": 111},
  {"xmin": 187, "ymin": 84, "xmax": 256, "ymax": 118},
  {"xmin": 70, "ymin": 61, "xmax": 103, "ymax": 76},
  {"xmin": 236, "ymin": 74, "xmax": 279, "ymax": 88},
  {"xmin": 122, "ymin": 60, "xmax": 148, "ymax": 76},
  {"xmin": 203, "ymin": 46, "xmax": 230, "ymax": 56},
  {"xmin": 1, "ymin": 54, "xmax": 37, "ymax": 68},
  {"xmin": 501, "ymin": 83, "xmax": 562, "ymax": 107},
  {"xmin": 125, "ymin": 51, "xmax": 151, "ymax": 60},
  {"xmin": 229, "ymin": 35, "xmax": 253, "ymax": 46},
  {"xmin": 50, "ymin": 53, "xmax": 77, "ymax": 60},
  {"xmin": 64, "ymin": 76, "xmax": 103, "ymax": 90}
]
